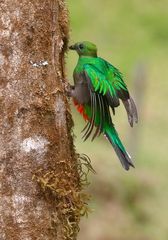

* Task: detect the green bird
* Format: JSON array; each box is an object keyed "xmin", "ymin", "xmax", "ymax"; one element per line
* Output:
[{"xmin": 69, "ymin": 41, "xmax": 138, "ymax": 170}]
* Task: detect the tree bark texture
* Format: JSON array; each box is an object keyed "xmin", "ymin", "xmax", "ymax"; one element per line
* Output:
[{"xmin": 0, "ymin": 1, "xmax": 83, "ymax": 239}]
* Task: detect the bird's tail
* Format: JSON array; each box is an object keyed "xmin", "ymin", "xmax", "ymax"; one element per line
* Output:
[{"xmin": 105, "ymin": 124, "xmax": 134, "ymax": 170}]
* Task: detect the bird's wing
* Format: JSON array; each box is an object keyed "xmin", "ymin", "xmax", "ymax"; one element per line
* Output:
[
  {"xmin": 84, "ymin": 63, "xmax": 138, "ymax": 127},
  {"xmin": 79, "ymin": 65, "xmax": 112, "ymax": 141},
  {"xmin": 106, "ymin": 63, "xmax": 138, "ymax": 127},
  {"xmin": 84, "ymin": 63, "xmax": 127, "ymax": 98}
]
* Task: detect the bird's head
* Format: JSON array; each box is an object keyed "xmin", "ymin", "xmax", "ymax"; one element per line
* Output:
[{"xmin": 69, "ymin": 41, "xmax": 97, "ymax": 57}]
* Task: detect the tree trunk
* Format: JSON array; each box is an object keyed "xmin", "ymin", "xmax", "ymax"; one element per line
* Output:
[{"xmin": 0, "ymin": 1, "xmax": 82, "ymax": 239}]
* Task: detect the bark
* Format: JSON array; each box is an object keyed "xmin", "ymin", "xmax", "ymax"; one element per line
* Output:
[{"xmin": 0, "ymin": 1, "xmax": 82, "ymax": 239}]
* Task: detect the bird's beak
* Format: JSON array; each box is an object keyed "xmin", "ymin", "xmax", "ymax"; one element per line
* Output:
[{"xmin": 69, "ymin": 44, "xmax": 76, "ymax": 50}]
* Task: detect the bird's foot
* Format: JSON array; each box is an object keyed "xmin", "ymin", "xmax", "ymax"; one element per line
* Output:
[{"xmin": 65, "ymin": 83, "xmax": 74, "ymax": 97}]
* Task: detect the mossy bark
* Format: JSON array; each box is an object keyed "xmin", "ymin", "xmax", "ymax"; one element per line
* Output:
[{"xmin": 0, "ymin": 1, "xmax": 80, "ymax": 239}]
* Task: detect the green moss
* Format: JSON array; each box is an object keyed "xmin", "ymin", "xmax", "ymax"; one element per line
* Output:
[{"xmin": 33, "ymin": 153, "xmax": 95, "ymax": 240}]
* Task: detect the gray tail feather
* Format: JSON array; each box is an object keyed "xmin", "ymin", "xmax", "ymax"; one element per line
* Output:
[
  {"xmin": 122, "ymin": 97, "xmax": 138, "ymax": 127},
  {"xmin": 105, "ymin": 132, "xmax": 135, "ymax": 171}
]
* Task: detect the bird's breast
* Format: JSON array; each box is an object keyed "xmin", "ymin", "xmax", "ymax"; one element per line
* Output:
[{"xmin": 73, "ymin": 72, "xmax": 90, "ymax": 105}]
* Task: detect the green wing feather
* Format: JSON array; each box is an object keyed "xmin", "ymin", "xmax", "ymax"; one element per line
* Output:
[{"xmin": 84, "ymin": 60, "xmax": 128, "ymax": 99}]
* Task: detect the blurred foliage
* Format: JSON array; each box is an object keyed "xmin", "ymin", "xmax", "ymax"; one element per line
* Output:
[{"xmin": 66, "ymin": 0, "xmax": 168, "ymax": 239}]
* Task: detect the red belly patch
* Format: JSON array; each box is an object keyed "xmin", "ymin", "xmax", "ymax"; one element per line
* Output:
[{"xmin": 73, "ymin": 99, "xmax": 89, "ymax": 121}]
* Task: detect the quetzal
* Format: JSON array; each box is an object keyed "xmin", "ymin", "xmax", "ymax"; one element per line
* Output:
[{"xmin": 68, "ymin": 41, "xmax": 138, "ymax": 170}]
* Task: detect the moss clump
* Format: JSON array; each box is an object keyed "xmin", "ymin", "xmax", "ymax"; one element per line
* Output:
[{"xmin": 33, "ymin": 153, "xmax": 95, "ymax": 240}]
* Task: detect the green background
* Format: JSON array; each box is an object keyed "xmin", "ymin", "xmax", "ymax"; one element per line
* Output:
[{"xmin": 66, "ymin": 0, "xmax": 168, "ymax": 239}]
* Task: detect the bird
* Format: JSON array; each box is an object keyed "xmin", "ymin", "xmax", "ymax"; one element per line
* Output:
[{"xmin": 68, "ymin": 41, "xmax": 138, "ymax": 170}]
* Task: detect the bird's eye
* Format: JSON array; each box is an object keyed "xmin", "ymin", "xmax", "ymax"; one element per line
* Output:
[{"xmin": 78, "ymin": 44, "xmax": 84, "ymax": 50}]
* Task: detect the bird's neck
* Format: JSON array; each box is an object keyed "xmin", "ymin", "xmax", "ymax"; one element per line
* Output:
[
  {"xmin": 75, "ymin": 56, "xmax": 98, "ymax": 73},
  {"xmin": 79, "ymin": 53, "xmax": 97, "ymax": 58},
  {"xmin": 77, "ymin": 56, "xmax": 97, "ymax": 65}
]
